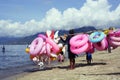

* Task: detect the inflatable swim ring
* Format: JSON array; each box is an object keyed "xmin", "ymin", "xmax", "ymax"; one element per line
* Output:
[
  {"xmin": 89, "ymin": 31, "xmax": 105, "ymax": 43},
  {"xmin": 108, "ymin": 29, "xmax": 120, "ymax": 46},
  {"xmin": 70, "ymin": 34, "xmax": 89, "ymax": 54},
  {"xmin": 30, "ymin": 37, "xmax": 44, "ymax": 55},
  {"xmin": 93, "ymin": 37, "xmax": 108, "ymax": 51},
  {"xmin": 110, "ymin": 36, "xmax": 120, "ymax": 42},
  {"xmin": 70, "ymin": 43, "xmax": 89, "ymax": 54},
  {"xmin": 38, "ymin": 34, "xmax": 47, "ymax": 40},
  {"xmin": 70, "ymin": 34, "xmax": 88, "ymax": 47},
  {"xmin": 46, "ymin": 43, "xmax": 51, "ymax": 55},
  {"xmin": 109, "ymin": 40, "xmax": 120, "ymax": 46},
  {"xmin": 39, "ymin": 42, "xmax": 46, "ymax": 54},
  {"xmin": 86, "ymin": 41, "xmax": 94, "ymax": 53},
  {"xmin": 46, "ymin": 37, "xmax": 60, "ymax": 53}
]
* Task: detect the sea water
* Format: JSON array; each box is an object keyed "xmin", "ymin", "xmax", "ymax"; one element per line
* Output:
[
  {"xmin": 0, "ymin": 44, "xmax": 86, "ymax": 70},
  {"xmin": 0, "ymin": 45, "xmax": 32, "ymax": 70}
]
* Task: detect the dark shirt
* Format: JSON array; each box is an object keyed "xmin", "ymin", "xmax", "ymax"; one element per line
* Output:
[{"xmin": 60, "ymin": 35, "xmax": 76, "ymax": 59}]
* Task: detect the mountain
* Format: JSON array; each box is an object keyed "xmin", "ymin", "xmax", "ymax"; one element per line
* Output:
[{"xmin": 0, "ymin": 26, "xmax": 97, "ymax": 45}]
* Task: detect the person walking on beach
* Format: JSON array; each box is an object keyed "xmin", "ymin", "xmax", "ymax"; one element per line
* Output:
[
  {"xmin": 107, "ymin": 27, "xmax": 114, "ymax": 53},
  {"xmin": 86, "ymin": 52, "xmax": 92, "ymax": 64},
  {"xmin": 60, "ymin": 29, "xmax": 77, "ymax": 69}
]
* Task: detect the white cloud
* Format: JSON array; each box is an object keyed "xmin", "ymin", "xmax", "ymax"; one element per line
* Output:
[{"xmin": 0, "ymin": 0, "xmax": 120, "ymax": 37}]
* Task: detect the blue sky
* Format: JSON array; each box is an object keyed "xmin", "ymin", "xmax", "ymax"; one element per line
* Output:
[
  {"xmin": 0, "ymin": 0, "xmax": 85, "ymax": 22},
  {"xmin": 0, "ymin": 0, "xmax": 120, "ymax": 37},
  {"xmin": 0, "ymin": 0, "xmax": 119, "ymax": 22}
]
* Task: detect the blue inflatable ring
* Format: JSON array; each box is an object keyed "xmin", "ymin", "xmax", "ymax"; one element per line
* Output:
[{"xmin": 89, "ymin": 31, "xmax": 105, "ymax": 43}]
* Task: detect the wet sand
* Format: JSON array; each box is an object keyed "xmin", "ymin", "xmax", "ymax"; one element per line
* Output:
[{"xmin": 1, "ymin": 47, "xmax": 120, "ymax": 80}]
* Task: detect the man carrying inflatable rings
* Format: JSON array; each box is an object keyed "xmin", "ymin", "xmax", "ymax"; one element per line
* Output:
[{"xmin": 60, "ymin": 29, "xmax": 78, "ymax": 70}]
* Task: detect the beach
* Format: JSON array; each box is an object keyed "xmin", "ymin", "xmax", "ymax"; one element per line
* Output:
[{"xmin": 1, "ymin": 47, "xmax": 120, "ymax": 80}]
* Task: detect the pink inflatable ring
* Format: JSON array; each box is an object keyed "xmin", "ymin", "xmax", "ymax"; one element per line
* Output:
[
  {"xmin": 109, "ymin": 29, "xmax": 120, "ymax": 46},
  {"xmin": 30, "ymin": 37, "xmax": 43, "ymax": 55},
  {"xmin": 70, "ymin": 34, "xmax": 88, "ymax": 47},
  {"xmin": 93, "ymin": 37, "xmax": 108, "ymax": 51},
  {"xmin": 70, "ymin": 34, "xmax": 89, "ymax": 54},
  {"xmin": 46, "ymin": 37, "xmax": 60, "ymax": 53}
]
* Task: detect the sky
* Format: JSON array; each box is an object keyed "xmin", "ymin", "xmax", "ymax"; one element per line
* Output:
[{"xmin": 0, "ymin": 0, "xmax": 120, "ymax": 37}]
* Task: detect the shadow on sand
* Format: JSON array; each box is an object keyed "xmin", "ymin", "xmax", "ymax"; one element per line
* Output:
[
  {"xmin": 81, "ymin": 72, "xmax": 120, "ymax": 76},
  {"xmin": 24, "ymin": 62, "xmax": 107, "ymax": 72},
  {"xmin": 57, "ymin": 62, "xmax": 107, "ymax": 69},
  {"xmin": 24, "ymin": 67, "xmax": 53, "ymax": 72}
]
